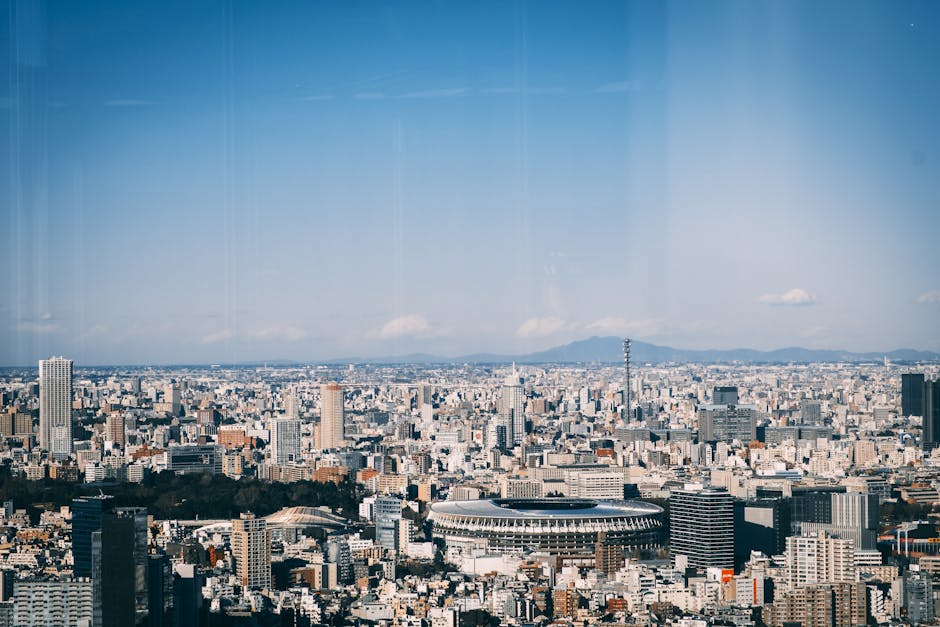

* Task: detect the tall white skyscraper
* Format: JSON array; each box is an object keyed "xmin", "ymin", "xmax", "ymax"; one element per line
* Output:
[
  {"xmin": 39, "ymin": 357, "xmax": 73, "ymax": 460},
  {"xmin": 500, "ymin": 364, "xmax": 525, "ymax": 445},
  {"xmin": 319, "ymin": 382, "xmax": 345, "ymax": 450},
  {"xmin": 271, "ymin": 417, "xmax": 301, "ymax": 465}
]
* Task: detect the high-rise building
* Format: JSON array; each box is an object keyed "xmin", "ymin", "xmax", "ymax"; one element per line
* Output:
[
  {"xmin": 0, "ymin": 569, "xmax": 14, "ymax": 602},
  {"xmin": 792, "ymin": 485, "xmax": 845, "ymax": 528},
  {"xmin": 271, "ymin": 417, "xmax": 301, "ymax": 465},
  {"xmin": 375, "ymin": 496, "xmax": 403, "ymax": 552},
  {"xmin": 13, "ymin": 579, "xmax": 94, "ymax": 627},
  {"xmin": 231, "ymin": 513, "xmax": 271, "ymax": 589},
  {"xmin": 595, "ymin": 531, "xmax": 626, "ymax": 575},
  {"xmin": 165, "ymin": 444, "xmax": 223, "ymax": 475},
  {"xmin": 905, "ymin": 567, "xmax": 935, "ymax": 624},
  {"xmin": 800, "ymin": 400, "xmax": 822, "ymax": 424},
  {"xmin": 734, "ymin": 498, "xmax": 791, "ymax": 567},
  {"xmin": 172, "ymin": 563, "xmax": 204, "ymax": 627},
  {"xmin": 713, "ymin": 386, "xmax": 739, "ymax": 405},
  {"xmin": 92, "ymin": 510, "xmax": 139, "ymax": 627},
  {"xmin": 319, "ymin": 383, "xmax": 345, "ymax": 450},
  {"xmin": 106, "ymin": 413, "xmax": 126, "ymax": 448},
  {"xmin": 72, "ymin": 495, "xmax": 114, "ymax": 578},
  {"xmin": 118, "ymin": 507, "xmax": 150, "ymax": 624},
  {"xmin": 768, "ymin": 582, "xmax": 866, "ymax": 627},
  {"xmin": 698, "ymin": 403, "xmax": 758, "ymax": 443},
  {"xmin": 165, "ymin": 384, "xmax": 181, "ymax": 416},
  {"xmin": 147, "ymin": 554, "xmax": 172, "ymax": 627},
  {"xmin": 784, "ymin": 531, "xmax": 855, "ymax": 589},
  {"xmin": 500, "ymin": 365, "xmax": 525, "ymax": 445},
  {"xmin": 830, "ymin": 492, "xmax": 878, "ymax": 531},
  {"xmin": 285, "ymin": 391, "xmax": 300, "ymax": 420},
  {"xmin": 39, "ymin": 357, "xmax": 73, "ymax": 460},
  {"xmin": 669, "ymin": 485, "xmax": 734, "ymax": 570},
  {"xmin": 796, "ymin": 490, "xmax": 878, "ymax": 550},
  {"xmin": 925, "ymin": 380, "xmax": 940, "ymax": 452},
  {"xmin": 902, "ymin": 373, "xmax": 926, "ymax": 417}
]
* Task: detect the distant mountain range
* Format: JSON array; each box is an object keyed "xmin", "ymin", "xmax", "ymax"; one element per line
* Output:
[{"xmin": 326, "ymin": 336, "xmax": 940, "ymax": 365}]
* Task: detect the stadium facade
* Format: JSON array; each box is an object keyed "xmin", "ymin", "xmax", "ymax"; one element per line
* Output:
[{"xmin": 429, "ymin": 498, "xmax": 664, "ymax": 556}]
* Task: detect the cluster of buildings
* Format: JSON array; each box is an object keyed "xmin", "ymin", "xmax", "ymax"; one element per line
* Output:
[{"xmin": 0, "ymin": 354, "xmax": 938, "ymax": 625}]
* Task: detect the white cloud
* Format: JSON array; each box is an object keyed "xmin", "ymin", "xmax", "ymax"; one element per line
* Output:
[
  {"xmin": 917, "ymin": 290, "xmax": 940, "ymax": 304},
  {"xmin": 201, "ymin": 329, "xmax": 234, "ymax": 344},
  {"xmin": 39, "ymin": 312, "xmax": 53, "ymax": 321},
  {"xmin": 376, "ymin": 314, "xmax": 449, "ymax": 339},
  {"xmin": 515, "ymin": 316, "xmax": 569, "ymax": 338},
  {"xmin": 758, "ymin": 288, "xmax": 816, "ymax": 306},
  {"xmin": 354, "ymin": 92, "xmax": 385, "ymax": 100},
  {"xmin": 254, "ymin": 325, "xmax": 309, "ymax": 342},
  {"xmin": 584, "ymin": 317, "xmax": 666, "ymax": 337}
]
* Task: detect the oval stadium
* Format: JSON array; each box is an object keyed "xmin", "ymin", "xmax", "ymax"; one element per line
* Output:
[{"xmin": 429, "ymin": 498, "xmax": 664, "ymax": 556}]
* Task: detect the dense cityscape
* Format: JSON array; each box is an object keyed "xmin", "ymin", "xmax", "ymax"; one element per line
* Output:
[
  {"xmin": 3, "ymin": 1, "xmax": 939, "ymax": 626},
  {"xmin": 0, "ymin": 352, "xmax": 938, "ymax": 626}
]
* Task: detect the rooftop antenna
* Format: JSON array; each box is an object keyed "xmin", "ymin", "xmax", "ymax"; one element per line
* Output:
[{"xmin": 623, "ymin": 338, "xmax": 631, "ymax": 421}]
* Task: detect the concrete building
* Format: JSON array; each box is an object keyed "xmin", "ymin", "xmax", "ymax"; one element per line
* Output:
[
  {"xmin": 698, "ymin": 403, "xmax": 758, "ymax": 443},
  {"xmin": 231, "ymin": 513, "xmax": 271, "ymax": 589},
  {"xmin": 165, "ymin": 444, "xmax": 223, "ymax": 475},
  {"xmin": 14, "ymin": 579, "xmax": 94, "ymax": 627},
  {"xmin": 784, "ymin": 531, "xmax": 855, "ymax": 590},
  {"xmin": 39, "ymin": 357, "xmax": 73, "ymax": 460},
  {"xmin": 501, "ymin": 366, "xmax": 525, "ymax": 445},
  {"xmin": 271, "ymin": 417, "xmax": 301, "ymax": 465},
  {"xmin": 320, "ymin": 383, "xmax": 345, "ymax": 450},
  {"xmin": 106, "ymin": 413, "xmax": 125, "ymax": 448}
]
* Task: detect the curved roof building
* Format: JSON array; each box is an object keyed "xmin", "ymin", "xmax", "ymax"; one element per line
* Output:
[{"xmin": 429, "ymin": 498, "xmax": 663, "ymax": 556}]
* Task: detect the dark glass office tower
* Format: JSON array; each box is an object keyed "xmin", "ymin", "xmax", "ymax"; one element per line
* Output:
[
  {"xmin": 119, "ymin": 507, "xmax": 151, "ymax": 624},
  {"xmin": 71, "ymin": 495, "xmax": 113, "ymax": 577},
  {"xmin": 902, "ymin": 373, "xmax": 925, "ymax": 417},
  {"xmin": 926, "ymin": 380, "xmax": 940, "ymax": 452},
  {"xmin": 93, "ymin": 512, "xmax": 136, "ymax": 627},
  {"xmin": 147, "ymin": 554, "xmax": 173, "ymax": 627},
  {"xmin": 734, "ymin": 498, "xmax": 792, "ymax": 567},
  {"xmin": 791, "ymin": 485, "xmax": 845, "ymax": 529},
  {"xmin": 669, "ymin": 486, "xmax": 734, "ymax": 570},
  {"xmin": 713, "ymin": 386, "xmax": 739, "ymax": 405}
]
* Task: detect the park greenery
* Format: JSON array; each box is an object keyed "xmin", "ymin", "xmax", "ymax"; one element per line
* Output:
[{"xmin": 0, "ymin": 466, "xmax": 364, "ymax": 523}]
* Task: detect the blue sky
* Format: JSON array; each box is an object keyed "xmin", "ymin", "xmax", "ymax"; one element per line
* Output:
[{"xmin": 2, "ymin": 0, "xmax": 939, "ymax": 365}]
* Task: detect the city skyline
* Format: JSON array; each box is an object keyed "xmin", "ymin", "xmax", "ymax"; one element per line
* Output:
[{"xmin": 3, "ymin": 0, "xmax": 939, "ymax": 365}]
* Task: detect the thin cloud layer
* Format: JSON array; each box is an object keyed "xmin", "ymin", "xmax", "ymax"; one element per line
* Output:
[
  {"xmin": 201, "ymin": 329, "xmax": 234, "ymax": 344},
  {"xmin": 255, "ymin": 325, "xmax": 309, "ymax": 342},
  {"xmin": 758, "ymin": 288, "xmax": 816, "ymax": 306},
  {"xmin": 377, "ymin": 314, "xmax": 449, "ymax": 339},
  {"xmin": 584, "ymin": 317, "xmax": 666, "ymax": 337},
  {"xmin": 515, "ymin": 316, "xmax": 569, "ymax": 338},
  {"xmin": 917, "ymin": 290, "xmax": 940, "ymax": 304}
]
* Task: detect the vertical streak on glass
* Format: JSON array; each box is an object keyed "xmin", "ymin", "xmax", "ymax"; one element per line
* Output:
[
  {"xmin": 515, "ymin": 0, "xmax": 530, "ymax": 320},
  {"xmin": 222, "ymin": 0, "xmax": 237, "ymax": 364},
  {"xmin": 393, "ymin": 119, "xmax": 404, "ymax": 358},
  {"xmin": 8, "ymin": 1, "xmax": 21, "ymax": 363}
]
